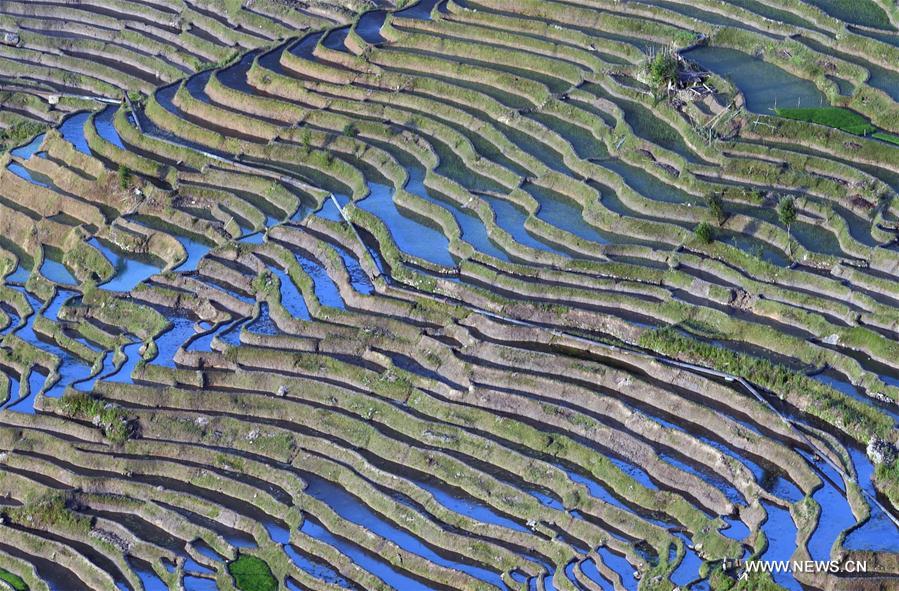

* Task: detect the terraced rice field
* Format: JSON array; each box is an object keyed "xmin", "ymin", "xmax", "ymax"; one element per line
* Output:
[{"xmin": 1, "ymin": 0, "xmax": 899, "ymax": 590}]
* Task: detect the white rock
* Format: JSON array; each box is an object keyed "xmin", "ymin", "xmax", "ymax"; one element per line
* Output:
[{"xmin": 867, "ymin": 437, "xmax": 897, "ymax": 465}]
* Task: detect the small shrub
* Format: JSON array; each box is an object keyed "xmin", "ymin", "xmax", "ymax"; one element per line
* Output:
[
  {"xmin": 647, "ymin": 51, "xmax": 678, "ymax": 89},
  {"xmin": 707, "ymin": 193, "xmax": 726, "ymax": 226},
  {"xmin": 674, "ymin": 30, "xmax": 701, "ymax": 48},
  {"xmin": 301, "ymin": 129, "xmax": 312, "ymax": 154},
  {"xmin": 694, "ymin": 222, "xmax": 715, "ymax": 244}
]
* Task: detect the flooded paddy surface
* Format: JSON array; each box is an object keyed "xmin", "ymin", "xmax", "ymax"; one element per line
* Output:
[
  {"xmin": 300, "ymin": 516, "xmax": 440, "ymax": 591},
  {"xmin": 302, "ymin": 470, "xmax": 510, "ymax": 588},
  {"xmin": 683, "ymin": 46, "xmax": 827, "ymax": 112},
  {"xmin": 3, "ymin": 1, "xmax": 899, "ymax": 590},
  {"xmin": 356, "ymin": 183, "xmax": 456, "ymax": 267},
  {"xmin": 845, "ymin": 447, "xmax": 899, "ymax": 552},
  {"xmin": 295, "ymin": 253, "xmax": 346, "ymax": 309},
  {"xmin": 798, "ymin": 36, "xmax": 899, "ymax": 102},
  {"xmin": 94, "ymin": 105, "xmax": 126, "ymax": 148},
  {"xmin": 58, "ymin": 111, "xmax": 93, "ymax": 155},
  {"xmin": 356, "ymin": 10, "xmax": 388, "ymax": 45},
  {"xmin": 89, "ymin": 238, "xmax": 162, "ymax": 292},
  {"xmin": 760, "ymin": 501, "xmax": 803, "ymax": 591}
]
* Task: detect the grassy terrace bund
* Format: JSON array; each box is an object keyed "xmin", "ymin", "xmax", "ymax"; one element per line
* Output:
[{"xmin": 2, "ymin": 0, "xmax": 899, "ymax": 590}]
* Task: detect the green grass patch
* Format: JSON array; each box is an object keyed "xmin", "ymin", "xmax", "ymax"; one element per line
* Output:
[
  {"xmin": 227, "ymin": 555, "xmax": 277, "ymax": 591},
  {"xmin": 873, "ymin": 132, "xmax": 899, "ymax": 146},
  {"xmin": 639, "ymin": 327, "xmax": 895, "ymax": 442},
  {"xmin": 875, "ymin": 460, "xmax": 899, "ymax": 511},
  {"xmin": 0, "ymin": 567, "xmax": 27, "ymax": 591},
  {"xmin": 774, "ymin": 107, "xmax": 876, "ymax": 135},
  {"xmin": 7, "ymin": 492, "xmax": 91, "ymax": 536},
  {"xmin": 58, "ymin": 392, "xmax": 133, "ymax": 444},
  {"xmin": 0, "ymin": 120, "xmax": 45, "ymax": 154}
]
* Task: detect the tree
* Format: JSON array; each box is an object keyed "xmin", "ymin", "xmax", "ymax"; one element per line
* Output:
[
  {"xmin": 648, "ymin": 51, "xmax": 679, "ymax": 89},
  {"xmin": 695, "ymin": 222, "xmax": 715, "ymax": 244},
  {"xmin": 117, "ymin": 164, "xmax": 132, "ymax": 189},
  {"xmin": 707, "ymin": 193, "xmax": 726, "ymax": 226},
  {"xmin": 778, "ymin": 197, "xmax": 796, "ymax": 257}
]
